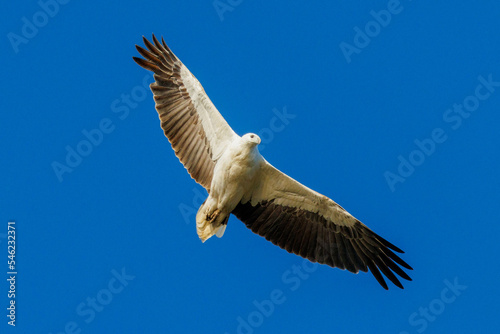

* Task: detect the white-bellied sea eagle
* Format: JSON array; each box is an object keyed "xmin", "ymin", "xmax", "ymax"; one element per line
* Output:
[{"xmin": 133, "ymin": 35, "xmax": 412, "ymax": 290}]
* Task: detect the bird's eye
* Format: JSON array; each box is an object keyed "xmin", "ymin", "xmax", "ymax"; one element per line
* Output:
[{"xmin": 250, "ymin": 135, "xmax": 254, "ymax": 138}]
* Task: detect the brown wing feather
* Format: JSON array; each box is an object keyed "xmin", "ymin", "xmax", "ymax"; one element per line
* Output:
[
  {"xmin": 232, "ymin": 200, "xmax": 413, "ymax": 290},
  {"xmin": 133, "ymin": 35, "xmax": 215, "ymax": 190}
]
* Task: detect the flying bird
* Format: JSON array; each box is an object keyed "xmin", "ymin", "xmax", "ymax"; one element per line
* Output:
[{"xmin": 133, "ymin": 35, "xmax": 412, "ymax": 289}]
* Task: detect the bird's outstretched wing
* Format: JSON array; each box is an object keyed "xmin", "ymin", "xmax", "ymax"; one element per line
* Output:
[
  {"xmin": 232, "ymin": 161, "xmax": 413, "ymax": 289},
  {"xmin": 133, "ymin": 35, "xmax": 238, "ymax": 190}
]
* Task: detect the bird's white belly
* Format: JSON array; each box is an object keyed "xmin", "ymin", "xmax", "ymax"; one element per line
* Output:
[{"xmin": 210, "ymin": 142, "xmax": 261, "ymax": 212}]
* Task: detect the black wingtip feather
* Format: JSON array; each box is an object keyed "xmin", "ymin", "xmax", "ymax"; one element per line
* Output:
[
  {"xmin": 368, "ymin": 262, "xmax": 388, "ymax": 290},
  {"xmin": 231, "ymin": 189, "xmax": 412, "ymax": 290},
  {"xmin": 383, "ymin": 247, "xmax": 413, "ymax": 271},
  {"xmin": 372, "ymin": 231, "xmax": 405, "ymax": 253},
  {"xmin": 374, "ymin": 256, "xmax": 404, "ymax": 289}
]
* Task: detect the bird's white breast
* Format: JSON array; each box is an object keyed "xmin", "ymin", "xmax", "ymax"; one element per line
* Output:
[{"xmin": 210, "ymin": 138, "xmax": 262, "ymax": 212}]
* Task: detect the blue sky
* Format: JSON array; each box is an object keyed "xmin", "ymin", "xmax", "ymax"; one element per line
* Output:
[{"xmin": 2, "ymin": 0, "xmax": 500, "ymax": 333}]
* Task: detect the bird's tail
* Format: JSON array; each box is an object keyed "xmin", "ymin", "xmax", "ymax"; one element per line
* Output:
[{"xmin": 196, "ymin": 200, "xmax": 229, "ymax": 242}]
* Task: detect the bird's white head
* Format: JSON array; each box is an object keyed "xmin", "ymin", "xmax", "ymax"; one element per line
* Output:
[{"xmin": 242, "ymin": 133, "xmax": 261, "ymax": 146}]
